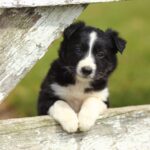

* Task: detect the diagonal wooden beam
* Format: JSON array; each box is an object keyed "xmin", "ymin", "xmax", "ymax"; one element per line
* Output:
[{"xmin": 0, "ymin": 5, "xmax": 85, "ymax": 102}]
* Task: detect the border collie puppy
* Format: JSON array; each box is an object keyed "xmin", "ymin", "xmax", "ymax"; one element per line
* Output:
[{"xmin": 38, "ymin": 22, "xmax": 126, "ymax": 133}]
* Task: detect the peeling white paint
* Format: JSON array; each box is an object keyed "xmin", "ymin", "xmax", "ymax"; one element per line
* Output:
[
  {"xmin": 0, "ymin": 105, "xmax": 149, "ymax": 150},
  {"xmin": 0, "ymin": 6, "xmax": 85, "ymax": 102},
  {"xmin": 0, "ymin": 0, "xmax": 122, "ymax": 8}
]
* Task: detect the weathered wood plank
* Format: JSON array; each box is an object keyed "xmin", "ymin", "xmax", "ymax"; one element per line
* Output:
[
  {"xmin": 0, "ymin": 0, "xmax": 123, "ymax": 8},
  {"xmin": 0, "ymin": 5, "xmax": 85, "ymax": 102},
  {"xmin": 0, "ymin": 105, "xmax": 150, "ymax": 150}
]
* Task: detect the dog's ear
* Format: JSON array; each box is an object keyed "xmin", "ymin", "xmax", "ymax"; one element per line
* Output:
[
  {"xmin": 105, "ymin": 29, "xmax": 126, "ymax": 54},
  {"xmin": 64, "ymin": 21, "xmax": 85, "ymax": 39}
]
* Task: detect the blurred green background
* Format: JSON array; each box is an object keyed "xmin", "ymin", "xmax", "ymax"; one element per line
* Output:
[{"xmin": 0, "ymin": 0, "xmax": 150, "ymax": 118}]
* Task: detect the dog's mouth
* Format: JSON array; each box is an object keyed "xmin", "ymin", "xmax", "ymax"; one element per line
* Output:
[{"xmin": 76, "ymin": 73, "xmax": 94, "ymax": 82}]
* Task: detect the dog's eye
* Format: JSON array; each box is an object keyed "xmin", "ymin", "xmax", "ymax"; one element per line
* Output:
[
  {"xmin": 96, "ymin": 51, "xmax": 105, "ymax": 58},
  {"xmin": 75, "ymin": 44, "xmax": 80, "ymax": 49},
  {"xmin": 75, "ymin": 45, "xmax": 82, "ymax": 54},
  {"xmin": 76, "ymin": 47, "xmax": 81, "ymax": 53},
  {"xmin": 75, "ymin": 48, "xmax": 82, "ymax": 57}
]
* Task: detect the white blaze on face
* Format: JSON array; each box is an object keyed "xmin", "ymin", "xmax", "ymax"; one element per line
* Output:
[{"xmin": 77, "ymin": 31, "xmax": 97, "ymax": 78}]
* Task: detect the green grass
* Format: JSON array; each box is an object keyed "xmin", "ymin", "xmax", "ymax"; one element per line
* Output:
[{"xmin": 4, "ymin": 0, "xmax": 150, "ymax": 117}]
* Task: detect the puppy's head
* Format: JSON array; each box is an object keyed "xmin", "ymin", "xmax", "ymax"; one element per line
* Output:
[{"xmin": 59, "ymin": 22, "xmax": 126, "ymax": 81}]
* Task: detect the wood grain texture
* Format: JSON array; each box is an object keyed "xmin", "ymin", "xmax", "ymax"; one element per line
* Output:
[
  {"xmin": 0, "ymin": 5, "xmax": 85, "ymax": 102},
  {"xmin": 0, "ymin": 0, "xmax": 122, "ymax": 8},
  {"xmin": 0, "ymin": 105, "xmax": 150, "ymax": 150}
]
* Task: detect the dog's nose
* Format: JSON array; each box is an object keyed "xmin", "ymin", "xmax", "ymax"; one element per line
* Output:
[{"xmin": 81, "ymin": 66, "xmax": 92, "ymax": 76}]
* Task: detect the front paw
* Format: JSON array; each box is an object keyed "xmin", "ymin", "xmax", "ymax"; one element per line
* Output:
[
  {"xmin": 78, "ymin": 114, "xmax": 96, "ymax": 132},
  {"xmin": 61, "ymin": 115, "xmax": 78, "ymax": 133}
]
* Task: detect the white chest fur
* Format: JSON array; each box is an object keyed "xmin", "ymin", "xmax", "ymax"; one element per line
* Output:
[{"xmin": 51, "ymin": 81, "xmax": 109, "ymax": 112}]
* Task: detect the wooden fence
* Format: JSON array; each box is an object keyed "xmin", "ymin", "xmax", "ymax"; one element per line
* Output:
[
  {"xmin": 0, "ymin": 105, "xmax": 150, "ymax": 150},
  {"xmin": 0, "ymin": 0, "xmax": 150, "ymax": 150}
]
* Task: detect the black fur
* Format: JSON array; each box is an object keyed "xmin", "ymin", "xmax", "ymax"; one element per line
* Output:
[{"xmin": 38, "ymin": 22, "xmax": 126, "ymax": 115}]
